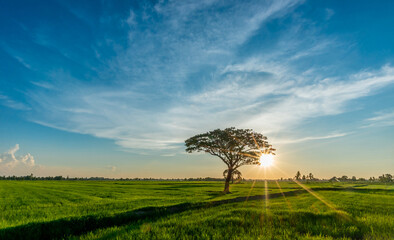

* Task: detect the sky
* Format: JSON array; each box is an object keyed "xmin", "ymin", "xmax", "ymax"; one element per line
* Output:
[{"xmin": 0, "ymin": 0, "xmax": 393, "ymax": 179}]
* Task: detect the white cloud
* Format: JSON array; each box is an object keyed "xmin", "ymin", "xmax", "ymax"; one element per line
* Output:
[
  {"xmin": 106, "ymin": 165, "xmax": 117, "ymax": 172},
  {"xmin": 243, "ymin": 64, "xmax": 394, "ymax": 132},
  {"xmin": 172, "ymin": 63, "xmax": 394, "ymax": 136},
  {"xmin": 0, "ymin": 145, "xmax": 36, "ymax": 174},
  {"xmin": 15, "ymin": 1, "xmax": 394, "ymax": 153},
  {"xmin": 30, "ymin": 63, "xmax": 394, "ymax": 153},
  {"xmin": 25, "ymin": 1, "xmax": 302, "ymax": 150}
]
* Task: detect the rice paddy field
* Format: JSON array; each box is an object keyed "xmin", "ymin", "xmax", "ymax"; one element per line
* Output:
[{"xmin": 0, "ymin": 180, "xmax": 393, "ymax": 239}]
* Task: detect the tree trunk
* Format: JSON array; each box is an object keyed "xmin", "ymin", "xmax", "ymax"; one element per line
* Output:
[{"xmin": 224, "ymin": 168, "xmax": 233, "ymax": 193}]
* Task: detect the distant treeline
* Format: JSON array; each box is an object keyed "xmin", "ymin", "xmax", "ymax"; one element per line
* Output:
[
  {"xmin": 290, "ymin": 171, "xmax": 393, "ymax": 183},
  {"xmin": 0, "ymin": 173, "xmax": 392, "ymax": 182},
  {"xmin": 0, "ymin": 174, "xmax": 223, "ymax": 181}
]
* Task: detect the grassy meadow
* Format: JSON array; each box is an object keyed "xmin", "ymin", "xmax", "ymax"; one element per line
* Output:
[{"xmin": 0, "ymin": 180, "xmax": 393, "ymax": 239}]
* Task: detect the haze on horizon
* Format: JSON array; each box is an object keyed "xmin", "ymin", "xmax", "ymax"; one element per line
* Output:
[{"xmin": 0, "ymin": 0, "xmax": 393, "ymax": 179}]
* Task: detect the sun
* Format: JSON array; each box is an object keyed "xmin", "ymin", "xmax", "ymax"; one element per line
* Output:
[{"xmin": 259, "ymin": 154, "xmax": 274, "ymax": 167}]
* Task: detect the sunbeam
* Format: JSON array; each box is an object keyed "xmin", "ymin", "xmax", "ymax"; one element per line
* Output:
[
  {"xmin": 292, "ymin": 179, "xmax": 350, "ymax": 219},
  {"xmin": 271, "ymin": 165, "xmax": 351, "ymax": 220},
  {"xmin": 243, "ymin": 180, "xmax": 257, "ymax": 206},
  {"xmin": 275, "ymin": 180, "xmax": 293, "ymax": 211},
  {"xmin": 264, "ymin": 180, "xmax": 269, "ymax": 212}
]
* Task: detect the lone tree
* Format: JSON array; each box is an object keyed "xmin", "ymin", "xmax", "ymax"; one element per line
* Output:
[{"xmin": 185, "ymin": 127, "xmax": 275, "ymax": 193}]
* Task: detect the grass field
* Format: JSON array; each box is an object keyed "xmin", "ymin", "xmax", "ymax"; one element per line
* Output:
[{"xmin": 0, "ymin": 181, "xmax": 393, "ymax": 239}]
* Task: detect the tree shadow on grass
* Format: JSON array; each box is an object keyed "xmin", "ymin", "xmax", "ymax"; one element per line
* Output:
[
  {"xmin": 206, "ymin": 190, "xmax": 226, "ymax": 199},
  {"xmin": 0, "ymin": 187, "xmax": 378, "ymax": 240},
  {"xmin": 0, "ymin": 203, "xmax": 194, "ymax": 240},
  {"xmin": 313, "ymin": 187, "xmax": 393, "ymax": 195},
  {"xmin": 84, "ymin": 208, "xmax": 367, "ymax": 240},
  {"xmin": 0, "ymin": 190, "xmax": 306, "ymax": 240}
]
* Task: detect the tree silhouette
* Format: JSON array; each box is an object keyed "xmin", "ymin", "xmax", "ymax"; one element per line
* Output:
[
  {"xmin": 379, "ymin": 174, "xmax": 393, "ymax": 182},
  {"xmin": 340, "ymin": 175, "xmax": 348, "ymax": 181},
  {"xmin": 185, "ymin": 127, "xmax": 275, "ymax": 193},
  {"xmin": 308, "ymin": 173, "xmax": 314, "ymax": 180},
  {"xmin": 295, "ymin": 171, "xmax": 301, "ymax": 180}
]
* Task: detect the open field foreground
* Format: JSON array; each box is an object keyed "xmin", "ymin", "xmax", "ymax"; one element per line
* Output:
[{"xmin": 0, "ymin": 181, "xmax": 393, "ymax": 240}]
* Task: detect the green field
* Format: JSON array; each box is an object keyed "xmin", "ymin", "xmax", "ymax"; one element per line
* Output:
[{"xmin": 0, "ymin": 181, "xmax": 393, "ymax": 239}]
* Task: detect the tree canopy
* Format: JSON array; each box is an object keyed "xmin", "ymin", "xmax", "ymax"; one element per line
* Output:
[{"xmin": 185, "ymin": 127, "xmax": 275, "ymax": 193}]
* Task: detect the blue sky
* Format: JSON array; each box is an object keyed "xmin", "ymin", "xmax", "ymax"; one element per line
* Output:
[{"xmin": 0, "ymin": 0, "xmax": 393, "ymax": 179}]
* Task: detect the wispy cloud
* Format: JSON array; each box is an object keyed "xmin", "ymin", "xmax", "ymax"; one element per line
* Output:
[
  {"xmin": 363, "ymin": 111, "xmax": 394, "ymax": 128},
  {"xmin": 325, "ymin": 8, "xmax": 335, "ymax": 20},
  {"xmin": 22, "ymin": 1, "xmax": 302, "ymax": 150},
  {"xmin": 275, "ymin": 132, "xmax": 349, "ymax": 144},
  {"xmin": 14, "ymin": 56, "xmax": 32, "ymax": 69},
  {"xmin": 0, "ymin": 94, "xmax": 31, "ymax": 110},
  {"xmin": 243, "ymin": 64, "xmax": 394, "ymax": 132},
  {"xmin": 5, "ymin": 0, "xmax": 394, "ymax": 153}
]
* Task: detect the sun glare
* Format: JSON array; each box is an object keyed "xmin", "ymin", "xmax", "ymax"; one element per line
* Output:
[{"xmin": 259, "ymin": 154, "xmax": 274, "ymax": 167}]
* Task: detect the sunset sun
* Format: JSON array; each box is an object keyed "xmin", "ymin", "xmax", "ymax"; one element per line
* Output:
[{"xmin": 259, "ymin": 154, "xmax": 274, "ymax": 167}]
